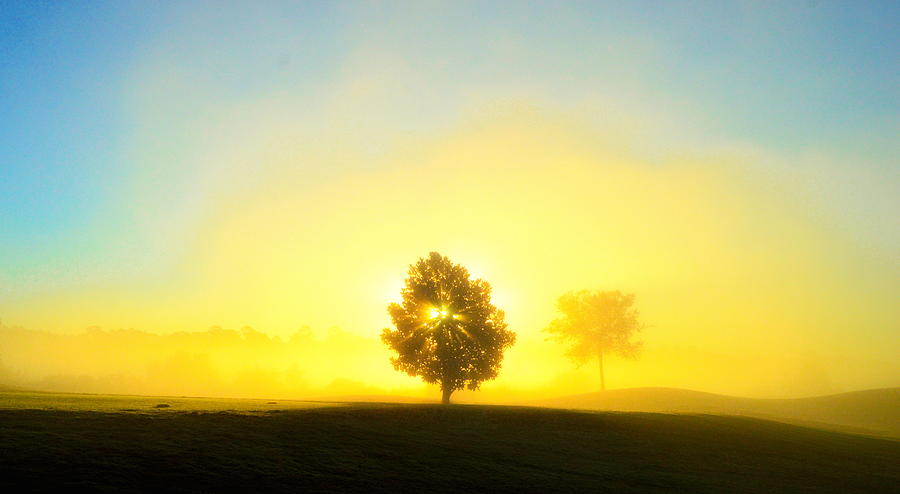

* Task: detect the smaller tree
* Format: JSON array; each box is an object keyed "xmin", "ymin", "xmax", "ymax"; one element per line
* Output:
[{"xmin": 544, "ymin": 290, "xmax": 643, "ymax": 391}]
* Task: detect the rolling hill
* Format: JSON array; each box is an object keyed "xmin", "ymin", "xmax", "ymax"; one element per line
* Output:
[
  {"xmin": 532, "ymin": 387, "xmax": 900, "ymax": 438},
  {"xmin": 0, "ymin": 400, "xmax": 897, "ymax": 493}
]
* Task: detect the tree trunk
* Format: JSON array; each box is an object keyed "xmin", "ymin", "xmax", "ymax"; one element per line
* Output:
[
  {"xmin": 441, "ymin": 387, "xmax": 452, "ymax": 404},
  {"xmin": 598, "ymin": 352, "xmax": 606, "ymax": 392}
]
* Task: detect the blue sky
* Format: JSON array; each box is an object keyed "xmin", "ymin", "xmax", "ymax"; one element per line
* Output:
[{"xmin": 1, "ymin": 0, "xmax": 897, "ymax": 305}]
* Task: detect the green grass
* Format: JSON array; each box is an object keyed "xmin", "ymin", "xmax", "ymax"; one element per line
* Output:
[
  {"xmin": 535, "ymin": 387, "xmax": 900, "ymax": 439},
  {"xmin": 0, "ymin": 393, "xmax": 897, "ymax": 493},
  {"xmin": 0, "ymin": 390, "xmax": 340, "ymax": 413}
]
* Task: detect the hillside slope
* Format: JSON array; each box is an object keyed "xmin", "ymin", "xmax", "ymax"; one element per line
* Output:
[
  {"xmin": 533, "ymin": 387, "xmax": 900, "ymax": 438},
  {"xmin": 1, "ymin": 403, "xmax": 897, "ymax": 493}
]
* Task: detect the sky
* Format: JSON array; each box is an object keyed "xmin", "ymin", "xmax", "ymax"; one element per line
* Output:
[{"xmin": 0, "ymin": 1, "xmax": 898, "ymax": 399}]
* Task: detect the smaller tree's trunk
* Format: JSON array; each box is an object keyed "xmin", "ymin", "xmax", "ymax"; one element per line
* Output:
[
  {"xmin": 441, "ymin": 386, "xmax": 452, "ymax": 404},
  {"xmin": 598, "ymin": 352, "xmax": 605, "ymax": 392}
]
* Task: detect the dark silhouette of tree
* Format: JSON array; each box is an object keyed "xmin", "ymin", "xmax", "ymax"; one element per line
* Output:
[
  {"xmin": 545, "ymin": 290, "xmax": 643, "ymax": 391},
  {"xmin": 382, "ymin": 252, "xmax": 515, "ymax": 404}
]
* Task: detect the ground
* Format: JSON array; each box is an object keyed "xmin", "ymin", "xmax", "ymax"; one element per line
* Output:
[{"xmin": 0, "ymin": 392, "xmax": 897, "ymax": 493}]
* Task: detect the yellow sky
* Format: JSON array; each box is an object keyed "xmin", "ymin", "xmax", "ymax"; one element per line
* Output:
[{"xmin": 4, "ymin": 108, "xmax": 897, "ymax": 399}]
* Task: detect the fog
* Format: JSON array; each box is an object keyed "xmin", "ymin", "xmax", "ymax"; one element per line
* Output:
[
  {"xmin": 0, "ymin": 323, "xmax": 404, "ymax": 399},
  {"xmin": 0, "ymin": 317, "xmax": 893, "ymax": 402}
]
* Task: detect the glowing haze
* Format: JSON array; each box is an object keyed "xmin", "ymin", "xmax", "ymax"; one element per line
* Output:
[{"xmin": 1, "ymin": 2, "xmax": 897, "ymax": 400}]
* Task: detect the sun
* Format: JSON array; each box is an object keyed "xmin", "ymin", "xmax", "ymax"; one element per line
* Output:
[{"xmin": 427, "ymin": 307, "xmax": 454, "ymax": 320}]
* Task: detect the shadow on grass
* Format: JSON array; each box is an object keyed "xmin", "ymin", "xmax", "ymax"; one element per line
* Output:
[{"xmin": 0, "ymin": 404, "xmax": 897, "ymax": 493}]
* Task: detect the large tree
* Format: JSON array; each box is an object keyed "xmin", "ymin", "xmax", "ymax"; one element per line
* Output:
[
  {"xmin": 382, "ymin": 252, "xmax": 515, "ymax": 404},
  {"xmin": 545, "ymin": 290, "xmax": 643, "ymax": 391}
]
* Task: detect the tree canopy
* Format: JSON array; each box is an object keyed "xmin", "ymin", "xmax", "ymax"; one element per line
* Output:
[
  {"xmin": 381, "ymin": 252, "xmax": 515, "ymax": 403},
  {"xmin": 545, "ymin": 290, "xmax": 643, "ymax": 391}
]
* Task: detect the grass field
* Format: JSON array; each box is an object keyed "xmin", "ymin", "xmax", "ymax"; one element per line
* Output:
[
  {"xmin": 0, "ymin": 390, "xmax": 341, "ymax": 413},
  {"xmin": 1, "ymin": 392, "xmax": 897, "ymax": 493},
  {"xmin": 534, "ymin": 387, "xmax": 900, "ymax": 439}
]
